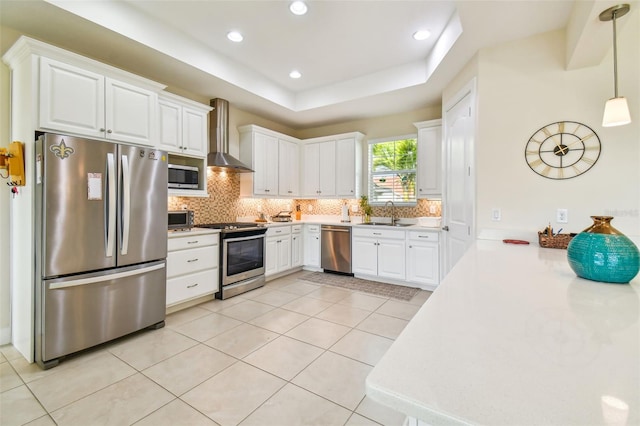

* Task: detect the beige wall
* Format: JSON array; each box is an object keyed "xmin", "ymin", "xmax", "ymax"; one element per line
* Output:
[{"xmin": 445, "ymin": 18, "xmax": 639, "ymax": 242}]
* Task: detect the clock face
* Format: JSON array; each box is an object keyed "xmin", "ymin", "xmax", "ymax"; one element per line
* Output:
[{"xmin": 525, "ymin": 121, "xmax": 601, "ymax": 180}]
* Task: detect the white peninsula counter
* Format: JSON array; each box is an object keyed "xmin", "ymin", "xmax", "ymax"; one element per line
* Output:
[{"xmin": 366, "ymin": 240, "xmax": 639, "ymax": 425}]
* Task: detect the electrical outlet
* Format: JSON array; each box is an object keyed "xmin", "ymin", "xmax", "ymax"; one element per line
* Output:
[
  {"xmin": 491, "ymin": 208, "xmax": 501, "ymax": 221},
  {"xmin": 429, "ymin": 205, "xmax": 437, "ymax": 214},
  {"xmin": 557, "ymin": 208, "xmax": 568, "ymax": 223}
]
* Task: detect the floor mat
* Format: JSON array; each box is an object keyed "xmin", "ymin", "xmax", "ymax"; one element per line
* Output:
[{"xmin": 299, "ymin": 271, "xmax": 420, "ymax": 301}]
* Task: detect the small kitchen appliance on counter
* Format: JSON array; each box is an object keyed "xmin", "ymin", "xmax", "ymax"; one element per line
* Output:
[
  {"xmin": 168, "ymin": 210, "xmax": 194, "ymax": 231},
  {"xmin": 271, "ymin": 210, "xmax": 292, "ymax": 222}
]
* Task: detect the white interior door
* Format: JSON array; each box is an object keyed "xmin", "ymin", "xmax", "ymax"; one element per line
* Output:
[{"xmin": 442, "ymin": 80, "xmax": 476, "ymax": 277}]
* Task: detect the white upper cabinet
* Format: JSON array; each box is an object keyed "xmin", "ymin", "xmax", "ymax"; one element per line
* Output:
[
  {"xmin": 278, "ymin": 139, "xmax": 300, "ymax": 197},
  {"xmin": 414, "ymin": 120, "xmax": 442, "ymax": 198},
  {"xmin": 239, "ymin": 125, "xmax": 283, "ymax": 197},
  {"xmin": 39, "ymin": 56, "xmax": 161, "ymax": 146},
  {"xmin": 301, "ymin": 133, "xmax": 363, "ymax": 198},
  {"xmin": 158, "ymin": 93, "xmax": 211, "ymax": 157}
]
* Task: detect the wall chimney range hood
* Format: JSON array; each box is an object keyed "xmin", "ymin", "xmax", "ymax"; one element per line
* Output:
[{"xmin": 207, "ymin": 98, "xmax": 253, "ymax": 172}]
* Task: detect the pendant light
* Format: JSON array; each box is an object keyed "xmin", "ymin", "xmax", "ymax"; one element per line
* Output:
[{"xmin": 600, "ymin": 4, "xmax": 632, "ymax": 127}]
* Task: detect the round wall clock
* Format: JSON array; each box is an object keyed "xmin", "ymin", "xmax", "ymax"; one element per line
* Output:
[{"xmin": 524, "ymin": 121, "xmax": 601, "ymax": 180}]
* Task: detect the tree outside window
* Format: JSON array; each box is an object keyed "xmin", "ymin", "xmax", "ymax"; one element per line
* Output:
[{"xmin": 368, "ymin": 136, "xmax": 417, "ymax": 204}]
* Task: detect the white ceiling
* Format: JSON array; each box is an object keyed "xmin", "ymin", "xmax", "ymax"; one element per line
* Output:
[{"xmin": 0, "ymin": 0, "xmax": 632, "ymax": 129}]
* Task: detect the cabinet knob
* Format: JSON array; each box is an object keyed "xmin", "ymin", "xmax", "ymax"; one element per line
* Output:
[
  {"xmin": 107, "ymin": 129, "xmax": 113, "ymax": 134},
  {"xmin": 100, "ymin": 128, "xmax": 106, "ymax": 132},
  {"xmin": 409, "ymin": 245, "xmax": 413, "ymax": 248}
]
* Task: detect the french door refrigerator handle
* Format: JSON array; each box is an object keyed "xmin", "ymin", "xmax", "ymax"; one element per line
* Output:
[
  {"xmin": 121, "ymin": 154, "xmax": 131, "ymax": 255},
  {"xmin": 48, "ymin": 262, "xmax": 166, "ymax": 290},
  {"xmin": 106, "ymin": 153, "xmax": 116, "ymax": 257}
]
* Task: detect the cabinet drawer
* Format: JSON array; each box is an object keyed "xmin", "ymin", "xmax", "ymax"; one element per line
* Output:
[
  {"xmin": 167, "ymin": 245, "xmax": 218, "ymax": 278},
  {"xmin": 168, "ymin": 233, "xmax": 218, "ymax": 251},
  {"xmin": 292, "ymin": 224, "xmax": 302, "ymax": 233},
  {"xmin": 267, "ymin": 225, "xmax": 291, "ymax": 237},
  {"xmin": 305, "ymin": 224, "xmax": 321, "ymax": 233},
  {"xmin": 352, "ymin": 227, "xmax": 405, "ymax": 240},
  {"xmin": 167, "ymin": 269, "xmax": 218, "ymax": 306},
  {"xmin": 407, "ymin": 230, "xmax": 439, "ymax": 242}
]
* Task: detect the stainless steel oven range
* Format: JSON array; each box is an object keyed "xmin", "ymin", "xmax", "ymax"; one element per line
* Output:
[{"xmin": 197, "ymin": 223, "xmax": 268, "ymax": 299}]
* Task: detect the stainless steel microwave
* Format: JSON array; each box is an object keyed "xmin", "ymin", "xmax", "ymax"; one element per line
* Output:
[
  {"xmin": 168, "ymin": 210, "xmax": 194, "ymax": 231},
  {"xmin": 168, "ymin": 164, "xmax": 199, "ymax": 189}
]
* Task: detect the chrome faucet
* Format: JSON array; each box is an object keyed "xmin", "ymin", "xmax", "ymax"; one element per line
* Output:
[{"xmin": 385, "ymin": 200, "xmax": 396, "ymax": 225}]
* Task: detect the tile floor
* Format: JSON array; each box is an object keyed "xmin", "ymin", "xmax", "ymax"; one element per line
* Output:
[{"xmin": 0, "ymin": 271, "xmax": 432, "ymax": 426}]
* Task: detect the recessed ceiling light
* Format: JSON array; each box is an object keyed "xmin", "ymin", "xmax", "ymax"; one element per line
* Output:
[
  {"xmin": 412, "ymin": 30, "xmax": 431, "ymax": 41},
  {"xmin": 289, "ymin": 70, "xmax": 302, "ymax": 79},
  {"xmin": 227, "ymin": 31, "xmax": 243, "ymax": 42},
  {"xmin": 289, "ymin": 1, "xmax": 308, "ymax": 16}
]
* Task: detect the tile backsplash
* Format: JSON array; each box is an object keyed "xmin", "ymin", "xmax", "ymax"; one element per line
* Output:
[{"xmin": 168, "ymin": 171, "xmax": 441, "ymax": 224}]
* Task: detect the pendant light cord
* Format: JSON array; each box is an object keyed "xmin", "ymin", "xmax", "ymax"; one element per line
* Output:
[{"xmin": 612, "ymin": 9, "xmax": 619, "ymax": 98}]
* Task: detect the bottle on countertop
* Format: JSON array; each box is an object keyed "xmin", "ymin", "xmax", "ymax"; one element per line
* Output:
[
  {"xmin": 341, "ymin": 203, "xmax": 350, "ymax": 223},
  {"xmin": 295, "ymin": 204, "xmax": 301, "ymax": 221}
]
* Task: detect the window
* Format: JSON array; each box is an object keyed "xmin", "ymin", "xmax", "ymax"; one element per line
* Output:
[{"xmin": 368, "ymin": 135, "xmax": 417, "ymax": 205}]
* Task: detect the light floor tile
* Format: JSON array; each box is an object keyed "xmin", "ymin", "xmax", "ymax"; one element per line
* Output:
[
  {"xmin": 356, "ymin": 313, "xmax": 409, "ymax": 340},
  {"xmin": 249, "ymin": 308, "xmax": 309, "ymax": 334},
  {"xmin": 197, "ymin": 296, "xmax": 246, "ymax": 313},
  {"xmin": 344, "ymin": 413, "xmax": 381, "ymax": 426},
  {"xmin": 339, "ymin": 293, "xmax": 388, "ymax": 311},
  {"xmin": 24, "ymin": 415, "xmax": 57, "ymax": 426},
  {"xmin": 143, "ymin": 344, "xmax": 236, "ymax": 396},
  {"xmin": 205, "ymin": 323, "xmax": 278, "ymax": 359},
  {"xmin": 408, "ymin": 290, "xmax": 432, "ymax": 306},
  {"xmin": 355, "ymin": 396, "xmax": 406, "ymax": 426},
  {"xmin": 0, "ymin": 345, "xmax": 24, "ymax": 362},
  {"xmin": 238, "ymin": 285, "xmax": 273, "ymax": 300},
  {"xmin": 27, "ymin": 351, "xmax": 136, "ymax": 412},
  {"xmin": 281, "ymin": 296, "xmax": 333, "ymax": 316},
  {"xmin": 0, "ymin": 361, "xmax": 23, "ymax": 392},
  {"xmin": 250, "ymin": 289, "xmax": 301, "ymax": 307},
  {"xmin": 330, "ymin": 329, "xmax": 393, "ymax": 366},
  {"xmin": 50, "ymin": 373, "xmax": 174, "ymax": 426},
  {"xmin": 134, "ymin": 399, "xmax": 218, "ymax": 426},
  {"xmin": 108, "ymin": 328, "xmax": 198, "ymax": 370},
  {"xmin": 218, "ymin": 299, "xmax": 275, "ymax": 322},
  {"xmin": 315, "ymin": 304, "xmax": 371, "ymax": 327},
  {"xmin": 171, "ymin": 312, "xmax": 242, "ymax": 342},
  {"xmin": 240, "ymin": 383, "xmax": 351, "ymax": 426},
  {"xmin": 181, "ymin": 361, "xmax": 285, "ymax": 426},
  {"xmin": 278, "ymin": 281, "xmax": 321, "ymax": 296},
  {"xmin": 10, "ymin": 347, "xmax": 106, "ymax": 384},
  {"xmin": 376, "ymin": 300, "xmax": 421, "ymax": 320},
  {"xmin": 307, "ymin": 286, "xmax": 352, "ymax": 303},
  {"xmin": 292, "ymin": 351, "xmax": 372, "ymax": 410},
  {"xmin": 165, "ymin": 306, "xmax": 213, "ymax": 327},
  {"xmin": 244, "ymin": 336, "xmax": 323, "ymax": 380},
  {"xmin": 285, "ymin": 317, "xmax": 351, "ymax": 349},
  {"xmin": 0, "ymin": 385, "xmax": 47, "ymax": 426}
]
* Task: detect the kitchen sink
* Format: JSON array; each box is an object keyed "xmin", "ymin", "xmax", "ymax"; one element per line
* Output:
[{"xmin": 360, "ymin": 222, "xmax": 412, "ymax": 227}]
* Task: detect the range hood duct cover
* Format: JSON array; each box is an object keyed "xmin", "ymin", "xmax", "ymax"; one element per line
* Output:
[{"xmin": 207, "ymin": 98, "xmax": 253, "ymax": 172}]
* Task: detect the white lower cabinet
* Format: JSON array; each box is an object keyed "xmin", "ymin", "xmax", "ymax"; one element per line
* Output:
[
  {"xmin": 167, "ymin": 231, "xmax": 219, "ymax": 306},
  {"xmin": 291, "ymin": 225, "xmax": 304, "ymax": 268},
  {"xmin": 406, "ymin": 230, "xmax": 439, "ymax": 289},
  {"xmin": 265, "ymin": 226, "xmax": 292, "ymax": 277},
  {"xmin": 303, "ymin": 224, "xmax": 321, "ymax": 269},
  {"xmin": 352, "ymin": 227, "xmax": 406, "ymax": 280}
]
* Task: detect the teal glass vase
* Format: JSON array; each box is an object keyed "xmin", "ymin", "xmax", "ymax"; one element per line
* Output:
[{"xmin": 567, "ymin": 216, "xmax": 640, "ymax": 283}]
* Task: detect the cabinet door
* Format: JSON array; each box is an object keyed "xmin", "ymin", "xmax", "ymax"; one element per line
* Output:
[
  {"xmin": 39, "ymin": 57, "xmax": 105, "ymax": 138},
  {"xmin": 407, "ymin": 241, "xmax": 439, "ymax": 286},
  {"xmin": 265, "ymin": 236, "xmax": 279, "ymax": 276},
  {"xmin": 105, "ymin": 77, "xmax": 157, "ymax": 146},
  {"xmin": 277, "ymin": 237, "xmax": 292, "ymax": 272},
  {"xmin": 336, "ymin": 138, "xmax": 356, "ymax": 197},
  {"xmin": 278, "ymin": 139, "xmax": 299, "ymax": 196},
  {"xmin": 318, "ymin": 141, "xmax": 336, "ymax": 196},
  {"xmin": 291, "ymin": 232, "xmax": 303, "ymax": 267},
  {"xmin": 352, "ymin": 237, "xmax": 378, "ymax": 275},
  {"xmin": 158, "ymin": 98, "xmax": 182, "ymax": 153},
  {"xmin": 301, "ymin": 143, "xmax": 320, "ymax": 197},
  {"xmin": 182, "ymin": 107, "xmax": 208, "ymax": 157},
  {"xmin": 417, "ymin": 126, "xmax": 442, "ymax": 197},
  {"xmin": 304, "ymin": 228, "xmax": 321, "ymax": 267},
  {"xmin": 378, "ymin": 238, "xmax": 406, "ymax": 280},
  {"xmin": 253, "ymin": 132, "xmax": 279, "ymax": 195}
]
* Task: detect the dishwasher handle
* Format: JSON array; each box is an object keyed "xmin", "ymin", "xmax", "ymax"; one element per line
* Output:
[{"xmin": 321, "ymin": 225, "xmax": 351, "ymax": 233}]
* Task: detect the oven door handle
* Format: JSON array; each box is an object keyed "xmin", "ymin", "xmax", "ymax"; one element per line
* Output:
[{"xmin": 223, "ymin": 234, "xmax": 266, "ymax": 243}]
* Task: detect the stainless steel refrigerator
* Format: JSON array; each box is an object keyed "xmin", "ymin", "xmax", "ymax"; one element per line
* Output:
[{"xmin": 34, "ymin": 133, "xmax": 168, "ymax": 369}]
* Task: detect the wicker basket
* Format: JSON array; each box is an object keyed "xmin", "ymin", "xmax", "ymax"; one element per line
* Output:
[{"xmin": 538, "ymin": 232, "xmax": 575, "ymax": 249}]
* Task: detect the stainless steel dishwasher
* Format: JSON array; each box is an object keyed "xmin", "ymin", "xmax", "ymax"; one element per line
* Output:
[{"xmin": 321, "ymin": 225, "xmax": 352, "ymax": 274}]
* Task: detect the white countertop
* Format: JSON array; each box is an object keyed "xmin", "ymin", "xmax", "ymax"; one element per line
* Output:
[
  {"xmin": 236, "ymin": 216, "xmax": 441, "ymax": 231},
  {"xmin": 366, "ymin": 240, "xmax": 639, "ymax": 425},
  {"xmin": 168, "ymin": 227, "xmax": 220, "ymax": 238}
]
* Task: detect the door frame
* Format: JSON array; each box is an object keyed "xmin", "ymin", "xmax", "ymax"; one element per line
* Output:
[{"xmin": 441, "ymin": 78, "xmax": 477, "ymax": 278}]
